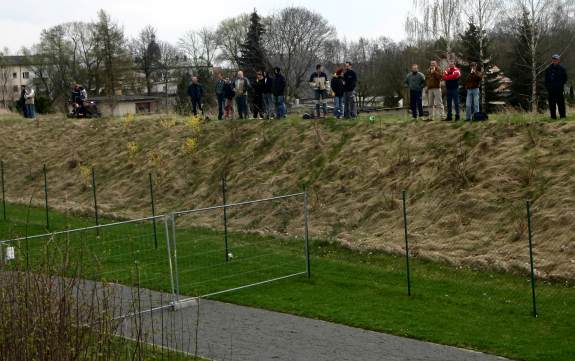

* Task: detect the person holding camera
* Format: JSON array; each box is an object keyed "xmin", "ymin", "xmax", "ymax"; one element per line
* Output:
[
  {"xmin": 464, "ymin": 63, "xmax": 483, "ymax": 121},
  {"xmin": 443, "ymin": 61, "xmax": 461, "ymax": 121},
  {"xmin": 427, "ymin": 60, "xmax": 444, "ymax": 120},
  {"xmin": 309, "ymin": 64, "xmax": 329, "ymax": 118}
]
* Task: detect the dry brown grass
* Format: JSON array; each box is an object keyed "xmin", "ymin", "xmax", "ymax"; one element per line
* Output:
[{"xmin": 1, "ymin": 113, "xmax": 575, "ymax": 279}]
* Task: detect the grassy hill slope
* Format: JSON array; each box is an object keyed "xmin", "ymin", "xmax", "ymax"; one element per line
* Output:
[{"xmin": 1, "ymin": 113, "xmax": 574, "ymax": 279}]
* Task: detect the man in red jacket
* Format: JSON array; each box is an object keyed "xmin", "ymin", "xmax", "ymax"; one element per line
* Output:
[{"xmin": 443, "ymin": 61, "xmax": 462, "ymax": 121}]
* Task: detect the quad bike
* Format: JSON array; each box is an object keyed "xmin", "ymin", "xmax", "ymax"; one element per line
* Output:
[{"xmin": 67, "ymin": 100, "xmax": 102, "ymax": 118}]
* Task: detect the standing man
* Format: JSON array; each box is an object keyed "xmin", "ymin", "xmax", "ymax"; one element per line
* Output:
[
  {"xmin": 427, "ymin": 60, "xmax": 444, "ymax": 120},
  {"xmin": 443, "ymin": 61, "xmax": 461, "ymax": 121},
  {"xmin": 187, "ymin": 76, "xmax": 204, "ymax": 116},
  {"xmin": 234, "ymin": 71, "xmax": 251, "ymax": 120},
  {"xmin": 331, "ymin": 68, "xmax": 345, "ymax": 119},
  {"xmin": 545, "ymin": 54, "xmax": 568, "ymax": 119},
  {"xmin": 215, "ymin": 72, "xmax": 226, "ymax": 120},
  {"xmin": 405, "ymin": 64, "xmax": 426, "ymax": 119},
  {"xmin": 309, "ymin": 64, "xmax": 329, "ymax": 118},
  {"xmin": 19, "ymin": 85, "xmax": 27, "ymax": 117},
  {"xmin": 223, "ymin": 77, "xmax": 235, "ymax": 120},
  {"xmin": 253, "ymin": 71, "xmax": 266, "ymax": 119},
  {"xmin": 272, "ymin": 67, "xmax": 287, "ymax": 119},
  {"xmin": 263, "ymin": 71, "xmax": 274, "ymax": 119},
  {"xmin": 343, "ymin": 61, "xmax": 357, "ymax": 119},
  {"xmin": 464, "ymin": 63, "xmax": 483, "ymax": 121},
  {"xmin": 24, "ymin": 86, "xmax": 36, "ymax": 119}
]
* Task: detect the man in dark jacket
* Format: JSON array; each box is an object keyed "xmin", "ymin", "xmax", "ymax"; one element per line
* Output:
[
  {"xmin": 187, "ymin": 76, "xmax": 204, "ymax": 116},
  {"xmin": 545, "ymin": 54, "xmax": 568, "ymax": 119},
  {"xmin": 272, "ymin": 67, "xmax": 287, "ymax": 119},
  {"xmin": 263, "ymin": 71, "xmax": 274, "ymax": 119},
  {"xmin": 331, "ymin": 69, "xmax": 345, "ymax": 119},
  {"xmin": 404, "ymin": 64, "xmax": 426, "ymax": 119},
  {"xmin": 443, "ymin": 61, "xmax": 461, "ymax": 121},
  {"xmin": 215, "ymin": 73, "xmax": 226, "ymax": 120},
  {"xmin": 253, "ymin": 71, "xmax": 266, "ymax": 119},
  {"xmin": 343, "ymin": 62, "xmax": 357, "ymax": 119}
]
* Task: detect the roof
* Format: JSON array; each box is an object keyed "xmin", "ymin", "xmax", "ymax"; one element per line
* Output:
[
  {"xmin": 0, "ymin": 55, "xmax": 43, "ymax": 66},
  {"xmin": 91, "ymin": 95, "xmax": 161, "ymax": 102}
]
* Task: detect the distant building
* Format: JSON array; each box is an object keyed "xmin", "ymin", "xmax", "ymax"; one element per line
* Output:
[{"xmin": 0, "ymin": 56, "xmax": 38, "ymax": 106}]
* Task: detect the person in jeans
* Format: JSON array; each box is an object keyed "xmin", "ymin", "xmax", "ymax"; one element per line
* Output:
[
  {"xmin": 464, "ymin": 63, "xmax": 483, "ymax": 121},
  {"xmin": 309, "ymin": 64, "xmax": 329, "ymax": 118},
  {"xmin": 253, "ymin": 71, "xmax": 266, "ymax": 119},
  {"xmin": 427, "ymin": 60, "xmax": 444, "ymax": 120},
  {"xmin": 545, "ymin": 54, "xmax": 568, "ymax": 119},
  {"xmin": 263, "ymin": 71, "xmax": 274, "ymax": 119},
  {"xmin": 405, "ymin": 64, "xmax": 426, "ymax": 119},
  {"xmin": 343, "ymin": 61, "xmax": 357, "ymax": 119},
  {"xmin": 272, "ymin": 67, "xmax": 287, "ymax": 119},
  {"xmin": 187, "ymin": 76, "xmax": 204, "ymax": 116},
  {"xmin": 331, "ymin": 68, "xmax": 345, "ymax": 119},
  {"xmin": 443, "ymin": 61, "xmax": 461, "ymax": 121},
  {"xmin": 23, "ymin": 85, "xmax": 35, "ymax": 118},
  {"xmin": 234, "ymin": 71, "xmax": 251, "ymax": 119},
  {"xmin": 215, "ymin": 72, "xmax": 226, "ymax": 120},
  {"xmin": 223, "ymin": 77, "xmax": 235, "ymax": 119}
]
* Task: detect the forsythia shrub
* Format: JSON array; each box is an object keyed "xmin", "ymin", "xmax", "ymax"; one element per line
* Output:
[{"xmin": 182, "ymin": 137, "xmax": 198, "ymax": 156}]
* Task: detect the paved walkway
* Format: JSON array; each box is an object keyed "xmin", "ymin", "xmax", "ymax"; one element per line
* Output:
[{"xmin": 112, "ymin": 287, "xmax": 510, "ymax": 361}]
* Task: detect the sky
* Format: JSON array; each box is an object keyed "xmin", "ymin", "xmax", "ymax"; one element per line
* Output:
[{"xmin": 0, "ymin": 0, "xmax": 411, "ymax": 53}]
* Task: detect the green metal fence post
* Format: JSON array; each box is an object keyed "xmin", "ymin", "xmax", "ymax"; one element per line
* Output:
[
  {"xmin": 222, "ymin": 176, "xmax": 229, "ymax": 263},
  {"xmin": 43, "ymin": 164, "xmax": 50, "ymax": 230},
  {"xmin": 304, "ymin": 188, "xmax": 311, "ymax": 279},
  {"xmin": 1, "ymin": 160, "xmax": 5, "ymax": 221},
  {"xmin": 402, "ymin": 190, "xmax": 412, "ymax": 297},
  {"xmin": 527, "ymin": 200, "xmax": 538, "ymax": 318},
  {"xmin": 149, "ymin": 173, "xmax": 158, "ymax": 249},
  {"xmin": 92, "ymin": 167, "xmax": 100, "ymax": 236}
]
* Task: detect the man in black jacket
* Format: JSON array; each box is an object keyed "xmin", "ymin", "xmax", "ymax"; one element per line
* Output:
[
  {"xmin": 331, "ymin": 69, "xmax": 345, "ymax": 119},
  {"xmin": 343, "ymin": 62, "xmax": 357, "ymax": 119},
  {"xmin": 272, "ymin": 67, "xmax": 287, "ymax": 119},
  {"xmin": 545, "ymin": 54, "xmax": 568, "ymax": 119},
  {"xmin": 187, "ymin": 76, "xmax": 204, "ymax": 116},
  {"xmin": 263, "ymin": 71, "xmax": 274, "ymax": 119}
]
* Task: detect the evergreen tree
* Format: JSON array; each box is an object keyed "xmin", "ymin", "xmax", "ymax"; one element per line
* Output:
[
  {"xmin": 238, "ymin": 10, "xmax": 269, "ymax": 81},
  {"xmin": 459, "ymin": 22, "xmax": 504, "ymax": 113}
]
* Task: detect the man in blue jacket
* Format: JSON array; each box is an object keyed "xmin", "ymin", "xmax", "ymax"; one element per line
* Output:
[
  {"xmin": 187, "ymin": 76, "xmax": 204, "ymax": 116},
  {"xmin": 545, "ymin": 54, "xmax": 568, "ymax": 119}
]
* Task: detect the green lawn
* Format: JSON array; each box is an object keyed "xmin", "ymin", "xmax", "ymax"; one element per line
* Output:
[{"xmin": 1, "ymin": 203, "xmax": 574, "ymax": 361}]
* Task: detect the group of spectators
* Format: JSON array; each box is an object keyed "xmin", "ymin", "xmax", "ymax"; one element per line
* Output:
[
  {"xmin": 188, "ymin": 62, "xmax": 358, "ymax": 120},
  {"xmin": 405, "ymin": 54, "xmax": 568, "ymax": 121}
]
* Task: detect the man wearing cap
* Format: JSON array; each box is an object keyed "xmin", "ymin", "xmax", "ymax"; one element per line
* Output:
[{"xmin": 545, "ymin": 54, "xmax": 568, "ymax": 119}]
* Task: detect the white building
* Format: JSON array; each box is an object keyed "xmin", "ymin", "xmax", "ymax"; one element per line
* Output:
[{"xmin": 0, "ymin": 56, "xmax": 38, "ymax": 107}]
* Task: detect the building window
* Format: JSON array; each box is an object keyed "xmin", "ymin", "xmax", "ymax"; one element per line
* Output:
[
  {"xmin": 22, "ymin": 72, "xmax": 30, "ymax": 79},
  {"xmin": 12, "ymin": 73, "xmax": 17, "ymax": 79}
]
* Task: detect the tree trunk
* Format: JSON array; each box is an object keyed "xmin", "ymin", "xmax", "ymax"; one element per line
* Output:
[{"xmin": 530, "ymin": 8, "xmax": 538, "ymax": 113}]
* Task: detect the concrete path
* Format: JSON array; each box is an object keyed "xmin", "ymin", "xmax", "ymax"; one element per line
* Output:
[{"xmin": 112, "ymin": 287, "xmax": 510, "ymax": 361}]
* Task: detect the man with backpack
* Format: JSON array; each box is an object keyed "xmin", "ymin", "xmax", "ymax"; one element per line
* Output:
[
  {"xmin": 443, "ymin": 61, "xmax": 461, "ymax": 121},
  {"xmin": 545, "ymin": 54, "xmax": 568, "ymax": 119},
  {"xmin": 187, "ymin": 76, "xmax": 204, "ymax": 116},
  {"xmin": 310, "ymin": 64, "xmax": 330, "ymax": 118}
]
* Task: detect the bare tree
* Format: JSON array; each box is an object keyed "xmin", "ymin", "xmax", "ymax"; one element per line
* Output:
[
  {"xmin": 67, "ymin": 22, "xmax": 101, "ymax": 93},
  {"xmin": 131, "ymin": 25, "xmax": 162, "ymax": 95},
  {"xmin": 215, "ymin": 14, "xmax": 251, "ymax": 67},
  {"xmin": 265, "ymin": 7, "xmax": 336, "ymax": 98},
  {"xmin": 508, "ymin": 0, "xmax": 556, "ymax": 111},
  {"xmin": 0, "ymin": 48, "xmax": 12, "ymax": 108},
  {"xmin": 157, "ymin": 41, "xmax": 183, "ymax": 111},
  {"xmin": 406, "ymin": 0, "xmax": 464, "ymax": 55},
  {"xmin": 179, "ymin": 27, "xmax": 219, "ymax": 68}
]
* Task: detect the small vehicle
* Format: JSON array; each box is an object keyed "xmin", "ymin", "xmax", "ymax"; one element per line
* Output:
[{"xmin": 67, "ymin": 100, "xmax": 101, "ymax": 118}]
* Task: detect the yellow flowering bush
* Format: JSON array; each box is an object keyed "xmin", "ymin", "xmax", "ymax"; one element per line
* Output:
[
  {"xmin": 182, "ymin": 137, "xmax": 198, "ymax": 156},
  {"xmin": 127, "ymin": 142, "xmax": 140, "ymax": 158},
  {"xmin": 122, "ymin": 113, "xmax": 135, "ymax": 129}
]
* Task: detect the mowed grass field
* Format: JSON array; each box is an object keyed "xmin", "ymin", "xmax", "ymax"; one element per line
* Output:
[{"xmin": 1, "ymin": 203, "xmax": 574, "ymax": 361}]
